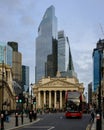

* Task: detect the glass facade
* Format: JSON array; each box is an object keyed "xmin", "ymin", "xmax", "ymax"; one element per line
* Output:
[
  {"xmin": 93, "ymin": 39, "xmax": 104, "ymax": 92},
  {"xmin": 22, "ymin": 65, "xmax": 29, "ymax": 92},
  {"xmin": 58, "ymin": 31, "xmax": 76, "ymax": 77},
  {"xmin": 93, "ymin": 49, "xmax": 102, "ymax": 92},
  {"xmin": 35, "ymin": 5, "xmax": 58, "ymax": 83},
  {"xmin": 0, "ymin": 42, "xmax": 12, "ymax": 67},
  {"xmin": 58, "ymin": 31, "xmax": 69, "ymax": 72}
]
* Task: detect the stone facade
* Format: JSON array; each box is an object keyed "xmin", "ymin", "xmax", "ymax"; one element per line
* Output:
[
  {"xmin": 32, "ymin": 76, "xmax": 85, "ymax": 110},
  {"xmin": 0, "ymin": 63, "xmax": 16, "ymax": 111}
]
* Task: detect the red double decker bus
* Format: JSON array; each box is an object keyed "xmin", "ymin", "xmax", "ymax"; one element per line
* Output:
[{"xmin": 65, "ymin": 90, "xmax": 82, "ymax": 119}]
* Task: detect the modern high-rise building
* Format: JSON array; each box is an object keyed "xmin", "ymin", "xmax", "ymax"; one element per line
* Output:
[
  {"xmin": 58, "ymin": 30, "xmax": 76, "ymax": 77},
  {"xmin": 8, "ymin": 42, "xmax": 22, "ymax": 86},
  {"xmin": 58, "ymin": 31, "xmax": 69, "ymax": 72},
  {"xmin": 22, "ymin": 65, "xmax": 29, "ymax": 92},
  {"xmin": 88, "ymin": 82, "xmax": 92, "ymax": 104},
  {"xmin": 0, "ymin": 42, "xmax": 12, "ymax": 67},
  {"xmin": 92, "ymin": 39, "xmax": 104, "ymax": 92},
  {"xmin": 8, "ymin": 42, "xmax": 18, "ymax": 52},
  {"xmin": 35, "ymin": 5, "xmax": 58, "ymax": 83}
]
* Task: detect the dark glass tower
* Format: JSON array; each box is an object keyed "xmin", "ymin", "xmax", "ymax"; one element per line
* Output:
[
  {"xmin": 35, "ymin": 5, "xmax": 58, "ymax": 83},
  {"xmin": 7, "ymin": 42, "xmax": 18, "ymax": 51},
  {"xmin": 22, "ymin": 65, "xmax": 29, "ymax": 92},
  {"xmin": 93, "ymin": 49, "xmax": 100, "ymax": 91},
  {"xmin": 93, "ymin": 39, "xmax": 104, "ymax": 92}
]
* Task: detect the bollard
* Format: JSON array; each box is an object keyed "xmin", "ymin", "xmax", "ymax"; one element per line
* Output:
[
  {"xmin": 33, "ymin": 110, "xmax": 36, "ymax": 120},
  {"xmin": 29, "ymin": 111, "xmax": 32, "ymax": 122},
  {"xmin": 0, "ymin": 113, "xmax": 4, "ymax": 130},
  {"xmin": 96, "ymin": 113, "xmax": 101, "ymax": 130},
  {"xmin": 21, "ymin": 112, "xmax": 23, "ymax": 124},
  {"xmin": 15, "ymin": 112, "xmax": 18, "ymax": 126}
]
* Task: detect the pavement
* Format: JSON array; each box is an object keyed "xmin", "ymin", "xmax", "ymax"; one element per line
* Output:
[
  {"xmin": 86, "ymin": 117, "xmax": 104, "ymax": 130},
  {"xmin": 91, "ymin": 117, "xmax": 104, "ymax": 130},
  {"xmin": 0, "ymin": 113, "xmax": 40, "ymax": 130}
]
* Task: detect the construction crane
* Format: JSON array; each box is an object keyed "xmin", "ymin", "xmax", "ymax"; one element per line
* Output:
[{"xmin": 99, "ymin": 23, "xmax": 104, "ymax": 37}]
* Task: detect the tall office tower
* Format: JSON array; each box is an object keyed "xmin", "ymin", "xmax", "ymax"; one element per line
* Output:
[
  {"xmin": 22, "ymin": 65, "xmax": 29, "ymax": 92},
  {"xmin": 7, "ymin": 42, "xmax": 22, "ymax": 86},
  {"xmin": 88, "ymin": 82, "xmax": 92, "ymax": 104},
  {"xmin": 58, "ymin": 31, "xmax": 69, "ymax": 72},
  {"xmin": 35, "ymin": 5, "xmax": 58, "ymax": 83},
  {"xmin": 93, "ymin": 39, "xmax": 104, "ymax": 92},
  {"xmin": 58, "ymin": 31, "xmax": 77, "ymax": 78},
  {"xmin": 0, "ymin": 42, "xmax": 12, "ymax": 66}
]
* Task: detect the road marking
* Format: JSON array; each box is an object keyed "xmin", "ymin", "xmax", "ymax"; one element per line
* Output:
[
  {"xmin": 24, "ymin": 126, "xmax": 55, "ymax": 129},
  {"xmin": 60, "ymin": 116, "xmax": 63, "ymax": 119},
  {"xmin": 48, "ymin": 126, "xmax": 55, "ymax": 130}
]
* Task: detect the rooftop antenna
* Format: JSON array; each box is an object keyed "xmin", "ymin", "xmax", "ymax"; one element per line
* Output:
[{"xmin": 99, "ymin": 23, "xmax": 104, "ymax": 37}]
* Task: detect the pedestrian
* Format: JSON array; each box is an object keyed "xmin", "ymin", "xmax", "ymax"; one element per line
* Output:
[
  {"xmin": 91, "ymin": 111, "xmax": 95, "ymax": 122},
  {"xmin": 33, "ymin": 109, "xmax": 37, "ymax": 120},
  {"xmin": 29, "ymin": 110, "xmax": 32, "ymax": 122},
  {"xmin": 5, "ymin": 110, "xmax": 9, "ymax": 122}
]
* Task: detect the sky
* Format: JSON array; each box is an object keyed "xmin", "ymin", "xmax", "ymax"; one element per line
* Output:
[{"xmin": 0, "ymin": 0, "xmax": 104, "ymax": 93}]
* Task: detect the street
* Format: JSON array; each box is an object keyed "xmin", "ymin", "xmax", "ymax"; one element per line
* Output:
[{"xmin": 15, "ymin": 112, "xmax": 91, "ymax": 130}]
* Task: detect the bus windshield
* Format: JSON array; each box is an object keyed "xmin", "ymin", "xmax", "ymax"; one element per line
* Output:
[
  {"xmin": 66, "ymin": 100, "xmax": 80, "ymax": 112},
  {"xmin": 66, "ymin": 91, "xmax": 82, "ymax": 112}
]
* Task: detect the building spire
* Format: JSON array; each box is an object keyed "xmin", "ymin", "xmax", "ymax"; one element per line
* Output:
[
  {"xmin": 56, "ymin": 71, "xmax": 61, "ymax": 78},
  {"xmin": 67, "ymin": 37, "xmax": 74, "ymax": 71}
]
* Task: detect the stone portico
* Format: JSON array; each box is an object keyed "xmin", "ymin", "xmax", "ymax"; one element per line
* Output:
[{"xmin": 33, "ymin": 76, "xmax": 84, "ymax": 110}]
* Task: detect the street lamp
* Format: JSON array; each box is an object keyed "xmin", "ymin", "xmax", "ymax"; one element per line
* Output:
[
  {"xmin": 30, "ymin": 83, "xmax": 33, "ymax": 110},
  {"xmin": 85, "ymin": 92, "xmax": 87, "ymax": 103}
]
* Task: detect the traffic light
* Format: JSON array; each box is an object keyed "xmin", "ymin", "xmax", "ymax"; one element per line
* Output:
[
  {"xmin": 33, "ymin": 97, "xmax": 36, "ymax": 104},
  {"xmin": 18, "ymin": 93, "xmax": 23, "ymax": 103},
  {"xmin": 16, "ymin": 94, "xmax": 25, "ymax": 103},
  {"xmin": 15, "ymin": 95, "xmax": 21, "ymax": 103},
  {"xmin": 18, "ymin": 98, "xmax": 22, "ymax": 103},
  {"xmin": 16, "ymin": 96, "xmax": 19, "ymax": 103}
]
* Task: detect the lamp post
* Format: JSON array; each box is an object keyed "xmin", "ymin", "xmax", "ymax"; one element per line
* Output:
[
  {"xmin": 85, "ymin": 92, "xmax": 87, "ymax": 103},
  {"xmin": 24, "ymin": 92, "xmax": 28, "ymax": 111},
  {"xmin": 30, "ymin": 83, "xmax": 33, "ymax": 110}
]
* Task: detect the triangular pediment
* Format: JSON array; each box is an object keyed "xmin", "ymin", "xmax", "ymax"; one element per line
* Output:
[{"xmin": 41, "ymin": 78, "xmax": 75, "ymax": 87}]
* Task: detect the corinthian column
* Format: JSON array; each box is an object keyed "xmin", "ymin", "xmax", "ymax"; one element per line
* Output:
[
  {"xmin": 44, "ymin": 91, "xmax": 46, "ymax": 105},
  {"xmin": 38, "ymin": 91, "xmax": 41, "ymax": 108},
  {"xmin": 54, "ymin": 91, "xmax": 56, "ymax": 108},
  {"xmin": 49, "ymin": 91, "xmax": 51, "ymax": 108},
  {"xmin": 60, "ymin": 91, "xmax": 62, "ymax": 109}
]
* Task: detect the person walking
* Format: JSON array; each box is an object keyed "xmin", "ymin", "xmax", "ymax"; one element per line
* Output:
[
  {"xmin": 5, "ymin": 110, "xmax": 9, "ymax": 122},
  {"xmin": 91, "ymin": 111, "xmax": 95, "ymax": 122}
]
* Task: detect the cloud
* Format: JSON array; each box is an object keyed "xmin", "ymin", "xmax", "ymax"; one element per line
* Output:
[{"xmin": 0, "ymin": 0, "xmax": 104, "ymax": 90}]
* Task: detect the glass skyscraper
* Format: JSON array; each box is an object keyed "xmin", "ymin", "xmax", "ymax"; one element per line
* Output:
[
  {"xmin": 58, "ymin": 31, "xmax": 69, "ymax": 72},
  {"xmin": 35, "ymin": 5, "xmax": 58, "ymax": 83},
  {"xmin": 58, "ymin": 31, "xmax": 76, "ymax": 77},
  {"xmin": 22, "ymin": 65, "xmax": 29, "ymax": 92},
  {"xmin": 93, "ymin": 49, "xmax": 100, "ymax": 91},
  {"xmin": 0, "ymin": 42, "xmax": 12, "ymax": 67},
  {"xmin": 93, "ymin": 39, "xmax": 104, "ymax": 92}
]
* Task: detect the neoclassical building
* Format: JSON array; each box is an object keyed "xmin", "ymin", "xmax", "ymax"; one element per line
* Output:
[
  {"xmin": 0, "ymin": 63, "xmax": 16, "ymax": 111},
  {"xmin": 33, "ymin": 74, "xmax": 85, "ymax": 110}
]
